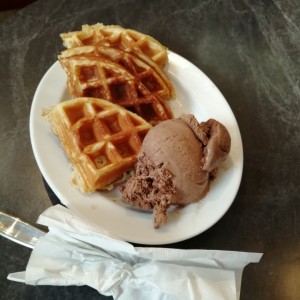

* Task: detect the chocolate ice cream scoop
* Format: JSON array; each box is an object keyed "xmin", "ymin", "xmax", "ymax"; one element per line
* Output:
[{"xmin": 121, "ymin": 114, "xmax": 231, "ymax": 228}]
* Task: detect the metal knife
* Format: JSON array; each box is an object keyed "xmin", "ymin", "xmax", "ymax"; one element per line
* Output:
[{"xmin": 0, "ymin": 211, "xmax": 45, "ymax": 249}]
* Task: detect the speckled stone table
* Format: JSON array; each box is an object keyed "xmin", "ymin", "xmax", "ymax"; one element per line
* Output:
[{"xmin": 1, "ymin": 0, "xmax": 299, "ymax": 299}]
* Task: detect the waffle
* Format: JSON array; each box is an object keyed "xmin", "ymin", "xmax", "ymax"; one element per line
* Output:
[
  {"xmin": 60, "ymin": 23, "xmax": 168, "ymax": 68},
  {"xmin": 44, "ymin": 97, "xmax": 152, "ymax": 193},
  {"xmin": 59, "ymin": 46, "xmax": 174, "ymax": 125}
]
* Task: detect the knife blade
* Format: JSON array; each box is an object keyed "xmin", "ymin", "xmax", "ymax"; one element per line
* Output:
[{"xmin": 0, "ymin": 211, "xmax": 45, "ymax": 249}]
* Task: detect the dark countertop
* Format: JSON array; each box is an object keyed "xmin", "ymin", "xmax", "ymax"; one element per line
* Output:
[{"xmin": 0, "ymin": 0, "xmax": 299, "ymax": 299}]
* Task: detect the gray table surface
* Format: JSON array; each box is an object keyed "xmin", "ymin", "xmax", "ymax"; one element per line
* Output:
[{"xmin": 1, "ymin": 0, "xmax": 299, "ymax": 299}]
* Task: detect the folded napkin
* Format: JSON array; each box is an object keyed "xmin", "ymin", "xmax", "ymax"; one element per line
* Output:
[{"xmin": 8, "ymin": 205, "xmax": 262, "ymax": 300}]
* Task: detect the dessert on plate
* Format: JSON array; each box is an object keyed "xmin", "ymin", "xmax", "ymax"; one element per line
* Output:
[
  {"xmin": 41, "ymin": 24, "xmax": 234, "ymax": 230},
  {"xmin": 44, "ymin": 97, "xmax": 152, "ymax": 193},
  {"xmin": 121, "ymin": 114, "xmax": 231, "ymax": 228}
]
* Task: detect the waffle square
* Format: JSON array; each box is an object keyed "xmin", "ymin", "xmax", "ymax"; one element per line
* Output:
[
  {"xmin": 59, "ymin": 46, "xmax": 174, "ymax": 125},
  {"xmin": 44, "ymin": 97, "xmax": 152, "ymax": 193}
]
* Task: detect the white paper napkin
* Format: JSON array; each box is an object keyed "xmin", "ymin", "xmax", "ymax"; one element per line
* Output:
[{"xmin": 8, "ymin": 205, "xmax": 262, "ymax": 300}]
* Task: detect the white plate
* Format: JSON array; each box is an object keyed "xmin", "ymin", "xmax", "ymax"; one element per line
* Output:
[{"xmin": 30, "ymin": 52, "xmax": 243, "ymax": 245}]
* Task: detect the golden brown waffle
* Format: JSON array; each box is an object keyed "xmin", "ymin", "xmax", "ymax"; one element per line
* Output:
[
  {"xmin": 59, "ymin": 46, "xmax": 174, "ymax": 125},
  {"xmin": 44, "ymin": 97, "xmax": 152, "ymax": 193},
  {"xmin": 60, "ymin": 23, "xmax": 168, "ymax": 68}
]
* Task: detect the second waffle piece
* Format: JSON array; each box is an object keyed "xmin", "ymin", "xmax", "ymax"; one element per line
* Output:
[{"xmin": 59, "ymin": 46, "xmax": 174, "ymax": 125}]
